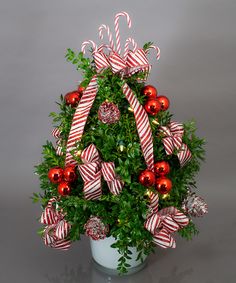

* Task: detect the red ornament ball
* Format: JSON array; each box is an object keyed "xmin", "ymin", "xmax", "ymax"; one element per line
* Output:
[
  {"xmin": 98, "ymin": 101, "xmax": 120, "ymax": 124},
  {"xmin": 142, "ymin": 85, "xmax": 157, "ymax": 99},
  {"xmin": 48, "ymin": 167, "xmax": 64, "ymax": 184},
  {"xmin": 156, "ymin": 177, "xmax": 172, "ymax": 194},
  {"xmin": 144, "ymin": 99, "xmax": 161, "ymax": 116},
  {"xmin": 154, "ymin": 161, "xmax": 170, "ymax": 176},
  {"xmin": 64, "ymin": 91, "xmax": 80, "ymax": 107},
  {"xmin": 139, "ymin": 169, "xmax": 155, "ymax": 187},
  {"xmin": 63, "ymin": 166, "xmax": 77, "ymax": 183},
  {"xmin": 58, "ymin": 181, "xmax": 71, "ymax": 196},
  {"xmin": 156, "ymin": 95, "xmax": 170, "ymax": 111},
  {"xmin": 78, "ymin": 85, "xmax": 85, "ymax": 95}
]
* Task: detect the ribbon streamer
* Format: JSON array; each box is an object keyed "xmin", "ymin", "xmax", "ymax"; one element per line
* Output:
[
  {"xmin": 40, "ymin": 198, "xmax": 71, "ymax": 250},
  {"xmin": 78, "ymin": 144, "xmax": 123, "ymax": 200},
  {"xmin": 159, "ymin": 121, "xmax": 192, "ymax": 167},
  {"xmin": 144, "ymin": 206, "xmax": 189, "ymax": 248}
]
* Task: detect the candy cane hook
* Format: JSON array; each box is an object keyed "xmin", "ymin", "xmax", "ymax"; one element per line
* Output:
[
  {"xmin": 98, "ymin": 24, "xmax": 115, "ymax": 51},
  {"xmin": 81, "ymin": 40, "xmax": 98, "ymax": 54},
  {"xmin": 145, "ymin": 45, "xmax": 161, "ymax": 60},
  {"xmin": 123, "ymin": 37, "xmax": 138, "ymax": 60},
  {"xmin": 114, "ymin": 12, "xmax": 132, "ymax": 55}
]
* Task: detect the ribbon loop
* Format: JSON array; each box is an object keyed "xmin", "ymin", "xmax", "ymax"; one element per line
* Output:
[{"xmin": 160, "ymin": 121, "xmax": 192, "ymax": 167}]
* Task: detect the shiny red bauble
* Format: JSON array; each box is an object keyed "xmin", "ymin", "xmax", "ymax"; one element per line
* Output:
[
  {"xmin": 48, "ymin": 167, "xmax": 64, "ymax": 184},
  {"xmin": 64, "ymin": 91, "xmax": 80, "ymax": 107},
  {"xmin": 141, "ymin": 85, "xmax": 157, "ymax": 99},
  {"xmin": 144, "ymin": 99, "xmax": 161, "ymax": 116},
  {"xmin": 154, "ymin": 161, "xmax": 170, "ymax": 176},
  {"xmin": 63, "ymin": 166, "xmax": 77, "ymax": 183},
  {"xmin": 58, "ymin": 181, "xmax": 71, "ymax": 196},
  {"xmin": 78, "ymin": 85, "xmax": 85, "ymax": 95},
  {"xmin": 139, "ymin": 169, "xmax": 156, "ymax": 187},
  {"xmin": 156, "ymin": 177, "xmax": 172, "ymax": 194},
  {"xmin": 156, "ymin": 95, "xmax": 170, "ymax": 111}
]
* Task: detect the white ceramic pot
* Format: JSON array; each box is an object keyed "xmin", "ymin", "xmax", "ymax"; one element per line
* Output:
[{"xmin": 90, "ymin": 236, "xmax": 147, "ymax": 274}]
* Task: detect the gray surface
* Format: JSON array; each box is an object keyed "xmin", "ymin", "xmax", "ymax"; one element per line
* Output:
[{"xmin": 0, "ymin": 0, "xmax": 236, "ymax": 282}]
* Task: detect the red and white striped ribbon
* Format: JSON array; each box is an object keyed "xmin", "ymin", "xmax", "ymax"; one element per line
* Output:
[
  {"xmin": 40, "ymin": 198, "xmax": 71, "ymax": 250},
  {"xmin": 78, "ymin": 144, "xmax": 123, "ymax": 200},
  {"xmin": 52, "ymin": 127, "xmax": 61, "ymax": 139},
  {"xmin": 122, "ymin": 83, "xmax": 154, "ymax": 170},
  {"xmin": 65, "ymin": 76, "xmax": 98, "ymax": 166},
  {"xmin": 149, "ymin": 191, "xmax": 159, "ymax": 214},
  {"xmin": 114, "ymin": 11, "xmax": 131, "ymax": 54},
  {"xmin": 144, "ymin": 206, "xmax": 189, "ymax": 249},
  {"xmin": 159, "ymin": 121, "xmax": 192, "ymax": 167}
]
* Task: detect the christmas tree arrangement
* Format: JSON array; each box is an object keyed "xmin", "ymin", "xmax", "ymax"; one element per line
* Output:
[{"xmin": 34, "ymin": 12, "xmax": 208, "ymax": 274}]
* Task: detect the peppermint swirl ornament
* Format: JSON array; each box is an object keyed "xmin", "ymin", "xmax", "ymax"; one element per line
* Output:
[
  {"xmin": 84, "ymin": 216, "xmax": 109, "ymax": 240},
  {"xmin": 182, "ymin": 190, "xmax": 208, "ymax": 217},
  {"xmin": 98, "ymin": 101, "xmax": 120, "ymax": 124}
]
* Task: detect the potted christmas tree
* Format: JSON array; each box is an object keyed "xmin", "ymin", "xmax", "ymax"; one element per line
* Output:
[{"xmin": 33, "ymin": 11, "xmax": 208, "ymax": 275}]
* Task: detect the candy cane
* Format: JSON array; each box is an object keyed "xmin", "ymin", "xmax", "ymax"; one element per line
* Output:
[
  {"xmin": 97, "ymin": 44, "xmax": 112, "ymax": 53},
  {"xmin": 114, "ymin": 12, "xmax": 131, "ymax": 55},
  {"xmin": 98, "ymin": 24, "xmax": 115, "ymax": 51},
  {"xmin": 123, "ymin": 37, "xmax": 138, "ymax": 60},
  {"xmin": 145, "ymin": 45, "xmax": 161, "ymax": 60},
  {"xmin": 81, "ymin": 40, "xmax": 97, "ymax": 54}
]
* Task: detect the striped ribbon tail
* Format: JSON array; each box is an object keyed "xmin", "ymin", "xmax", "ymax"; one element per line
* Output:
[
  {"xmin": 101, "ymin": 162, "xmax": 123, "ymax": 195},
  {"xmin": 65, "ymin": 76, "xmax": 98, "ymax": 166},
  {"xmin": 52, "ymin": 127, "xmax": 61, "ymax": 138},
  {"xmin": 177, "ymin": 143, "xmax": 192, "ymax": 167},
  {"xmin": 153, "ymin": 228, "xmax": 176, "ymax": 248},
  {"xmin": 122, "ymin": 83, "xmax": 154, "ymax": 170},
  {"xmin": 149, "ymin": 192, "xmax": 159, "ymax": 214}
]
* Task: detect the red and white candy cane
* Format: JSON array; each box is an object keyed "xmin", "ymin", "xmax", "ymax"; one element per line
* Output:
[
  {"xmin": 114, "ymin": 11, "xmax": 131, "ymax": 54},
  {"xmin": 81, "ymin": 40, "xmax": 97, "ymax": 54},
  {"xmin": 145, "ymin": 45, "xmax": 161, "ymax": 61},
  {"xmin": 98, "ymin": 24, "xmax": 115, "ymax": 51},
  {"xmin": 123, "ymin": 37, "xmax": 138, "ymax": 60}
]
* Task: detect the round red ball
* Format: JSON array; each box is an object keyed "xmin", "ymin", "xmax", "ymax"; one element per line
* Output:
[
  {"xmin": 156, "ymin": 177, "xmax": 172, "ymax": 194},
  {"xmin": 144, "ymin": 99, "xmax": 161, "ymax": 116},
  {"xmin": 142, "ymin": 85, "xmax": 157, "ymax": 99},
  {"xmin": 58, "ymin": 181, "xmax": 71, "ymax": 196},
  {"xmin": 48, "ymin": 167, "xmax": 64, "ymax": 184},
  {"xmin": 78, "ymin": 85, "xmax": 85, "ymax": 95},
  {"xmin": 139, "ymin": 169, "xmax": 155, "ymax": 187},
  {"xmin": 154, "ymin": 161, "xmax": 170, "ymax": 176},
  {"xmin": 63, "ymin": 166, "xmax": 77, "ymax": 183},
  {"xmin": 64, "ymin": 91, "xmax": 80, "ymax": 107},
  {"xmin": 156, "ymin": 95, "xmax": 170, "ymax": 111}
]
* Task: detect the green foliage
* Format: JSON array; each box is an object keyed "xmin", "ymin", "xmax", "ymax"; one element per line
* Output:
[{"xmin": 34, "ymin": 45, "xmax": 205, "ymax": 274}]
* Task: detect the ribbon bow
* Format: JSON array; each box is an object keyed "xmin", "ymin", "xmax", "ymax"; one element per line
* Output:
[
  {"xmin": 78, "ymin": 144, "xmax": 124, "ymax": 200},
  {"xmin": 52, "ymin": 127, "xmax": 64, "ymax": 156},
  {"xmin": 144, "ymin": 206, "xmax": 189, "ymax": 248},
  {"xmin": 159, "ymin": 121, "xmax": 192, "ymax": 167},
  {"xmin": 66, "ymin": 12, "xmax": 160, "ymax": 172},
  {"xmin": 40, "ymin": 198, "xmax": 71, "ymax": 250}
]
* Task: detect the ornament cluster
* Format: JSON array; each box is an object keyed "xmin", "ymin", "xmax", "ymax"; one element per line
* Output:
[{"xmin": 48, "ymin": 166, "xmax": 77, "ymax": 196}]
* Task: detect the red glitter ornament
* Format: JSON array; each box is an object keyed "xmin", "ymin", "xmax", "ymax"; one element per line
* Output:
[
  {"xmin": 48, "ymin": 167, "xmax": 64, "ymax": 184},
  {"xmin": 84, "ymin": 216, "xmax": 109, "ymax": 240},
  {"xmin": 63, "ymin": 166, "xmax": 77, "ymax": 183},
  {"xmin": 98, "ymin": 101, "xmax": 120, "ymax": 124},
  {"xmin": 144, "ymin": 99, "xmax": 161, "ymax": 116},
  {"xmin": 64, "ymin": 91, "xmax": 80, "ymax": 107},
  {"xmin": 156, "ymin": 177, "xmax": 172, "ymax": 194},
  {"xmin": 138, "ymin": 169, "xmax": 155, "ymax": 187},
  {"xmin": 154, "ymin": 161, "xmax": 170, "ymax": 176},
  {"xmin": 58, "ymin": 181, "xmax": 71, "ymax": 196},
  {"xmin": 141, "ymin": 85, "xmax": 157, "ymax": 99},
  {"xmin": 156, "ymin": 95, "xmax": 170, "ymax": 111}
]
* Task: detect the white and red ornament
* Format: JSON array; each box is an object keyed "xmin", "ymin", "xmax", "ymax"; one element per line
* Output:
[
  {"xmin": 98, "ymin": 101, "xmax": 120, "ymax": 124},
  {"xmin": 182, "ymin": 190, "xmax": 208, "ymax": 217},
  {"xmin": 84, "ymin": 216, "xmax": 109, "ymax": 240}
]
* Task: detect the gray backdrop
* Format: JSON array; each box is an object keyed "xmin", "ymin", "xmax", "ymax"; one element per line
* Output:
[{"xmin": 0, "ymin": 0, "xmax": 236, "ymax": 282}]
